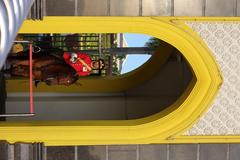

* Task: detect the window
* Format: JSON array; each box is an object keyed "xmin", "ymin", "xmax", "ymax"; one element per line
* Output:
[{"xmin": 5, "ymin": 33, "xmax": 194, "ymax": 121}]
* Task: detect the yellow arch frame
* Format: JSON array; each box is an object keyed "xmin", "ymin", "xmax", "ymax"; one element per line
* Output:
[{"xmin": 0, "ymin": 17, "xmax": 222, "ymax": 146}]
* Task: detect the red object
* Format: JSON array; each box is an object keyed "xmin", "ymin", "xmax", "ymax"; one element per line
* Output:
[
  {"xmin": 63, "ymin": 52, "xmax": 92, "ymax": 76},
  {"xmin": 29, "ymin": 43, "xmax": 34, "ymax": 113}
]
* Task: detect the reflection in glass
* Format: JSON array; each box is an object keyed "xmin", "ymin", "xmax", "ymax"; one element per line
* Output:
[
  {"xmin": 121, "ymin": 33, "xmax": 152, "ymax": 74},
  {"xmin": 4, "ymin": 32, "xmax": 194, "ymax": 121},
  {"xmin": 6, "ymin": 33, "xmax": 156, "ymax": 80}
]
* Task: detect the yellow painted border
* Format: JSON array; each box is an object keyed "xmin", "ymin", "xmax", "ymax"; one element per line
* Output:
[{"xmin": 0, "ymin": 17, "xmax": 223, "ymax": 146}]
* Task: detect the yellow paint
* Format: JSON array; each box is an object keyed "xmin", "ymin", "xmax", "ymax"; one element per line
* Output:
[
  {"xmin": 165, "ymin": 135, "xmax": 240, "ymax": 143},
  {"xmin": 0, "ymin": 17, "xmax": 224, "ymax": 146}
]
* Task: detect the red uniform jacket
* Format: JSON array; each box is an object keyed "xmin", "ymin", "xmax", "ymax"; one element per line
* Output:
[{"xmin": 63, "ymin": 52, "xmax": 92, "ymax": 76}]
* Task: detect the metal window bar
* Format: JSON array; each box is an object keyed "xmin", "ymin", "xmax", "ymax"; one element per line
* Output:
[
  {"xmin": 18, "ymin": 34, "xmax": 126, "ymax": 76},
  {"xmin": 0, "ymin": 41, "xmax": 35, "ymax": 117},
  {"xmin": 22, "ymin": 34, "xmax": 101, "ymax": 50},
  {"xmin": 23, "ymin": 35, "xmax": 99, "ymax": 37},
  {"xmin": 98, "ymin": 34, "xmax": 102, "ymax": 57}
]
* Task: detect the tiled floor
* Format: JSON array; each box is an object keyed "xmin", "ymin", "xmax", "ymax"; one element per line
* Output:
[
  {"xmin": 45, "ymin": 0, "xmax": 240, "ymax": 16},
  {"xmin": 45, "ymin": 144, "xmax": 240, "ymax": 160},
  {"xmin": 1, "ymin": 141, "xmax": 240, "ymax": 160},
  {"xmin": 47, "ymin": 146, "xmax": 75, "ymax": 160}
]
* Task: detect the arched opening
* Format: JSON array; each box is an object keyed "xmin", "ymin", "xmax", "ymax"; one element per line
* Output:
[
  {"xmin": 4, "ymin": 32, "xmax": 194, "ymax": 121},
  {"xmin": 0, "ymin": 17, "xmax": 221, "ymax": 145}
]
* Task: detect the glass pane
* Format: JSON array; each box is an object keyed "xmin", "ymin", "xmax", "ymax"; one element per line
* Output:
[
  {"xmin": 121, "ymin": 33, "xmax": 152, "ymax": 74},
  {"xmin": 3, "ymin": 32, "xmax": 194, "ymax": 121}
]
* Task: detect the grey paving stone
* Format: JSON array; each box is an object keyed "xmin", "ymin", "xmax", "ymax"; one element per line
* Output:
[
  {"xmin": 32, "ymin": 143, "xmax": 45, "ymax": 160},
  {"xmin": 229, "ymin": 144, "xmax": 240, "ymax": 160},
  {"xmin": 78, "ymin": 146, "xmax": 106, "ymax": 160},
  {"xmin": 0, "ymin": 141, "xmax": 8, "ymax": 160},
  {"xmin": 21, "ymin": 144, "xmax": 30, "ymax": 160},
  {"xmin": 200, "ymin": 144, "xmax": 227, "ymax": 160},
  {"xmin": 46, "ymin": 0, "xmax": 75, "ymax": 16},
  {"xmin": 237, "ymin": 0, "xmax": 240, "ymax": 16},
  {"xmin": 47, "ymin": 146, "xmax": 74, "ymax": 160},
  {"xmin": 205, "ymin": 0, "xmax": 235, "ymax": 16},
  {"xmin": 108, "ymin": 145, "xmax": 137, "ymax": 160},
  {"xmin": 29, "ymin": 144, "xmax": 34, "ymax": 160},
  {"xmin": 170, "ymin": 144, "xmax": 198, "ymax": 160},
  {"xmin": 139, "ymin": 144, "xmax": 167, "ymax": 160},
  {"xmin": 14, "ymin": 143, "xmax": 21, "ymax": 160},
  {"xmin": 14, "ymin": 143, "xmax": 31, "ymax": 160},
  {"xmin": 8, "ymin": 145, "xmax": 14, "ymax": 160},
  {"xmin": 108, "ymin": 150, "xmax": 136, "ymax": 160},
  {"xmin": 142, "ymin": 0, "xmax": 171, "ymax": 16},
  {"xmin": 174, "ymin": 0, "xmax": 203, "ymax": 16},
  {"xmin": 108, "ymin": 145, "xmax": 137, "ymax": 151},
  {"xmin": 110, "ymin": 0, "xmax": 139, "ymax": 16},
  {"xmin": 77, "ymin": 0, "xmax": 108, "ymax": 16}
]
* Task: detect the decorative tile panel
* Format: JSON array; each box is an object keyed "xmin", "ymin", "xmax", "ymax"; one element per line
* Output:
[{"xmin": 185, "ymin": 22, "xmax": 240, "ymax": 135}]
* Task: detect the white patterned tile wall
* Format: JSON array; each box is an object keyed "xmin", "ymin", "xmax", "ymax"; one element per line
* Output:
[{"xmin": 184, "ymin": 22, "xmax": 240, "ymax": 135}]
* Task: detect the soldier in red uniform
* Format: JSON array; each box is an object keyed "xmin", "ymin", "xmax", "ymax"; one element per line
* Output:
[{"xmin": 63, "ymin": 52, "xmax": 105, "ymax": 77}]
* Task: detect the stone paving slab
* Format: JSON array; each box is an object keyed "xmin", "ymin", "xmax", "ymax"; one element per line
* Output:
[
  {"xmin": 205, "ymin": 0, "xmax": 235, "ymax": 16},
  {"xmin": 78, "ymin": 146, "xmax": 106, "ymax": 160},
  {"xmin": 0, "ymin": 141, "xmax": 8, "ymax": 160},
  {"xmin": 139, "ymin": 144, "xmax": 167, "ymax": 160},
  {"xmin": 199, "ymin": 144, "xmax": 228, "ymax": 160},
  {"xmin": 238, "ymin": 0, "xmax": 240, "ymax": 16},
  {"xmin": 77, "ymin": 0, "xmax": 109, "ymax": 16},
  {"xmin": 44, "ymin": 0, "xmax": 239, "ymax": 16},
  {"xmin": 2, "ymin": 142, "xmax": 240, "ymax": 160},
  {"xmin": 170, "ymin": 144, "xmax": 198, "ymax": 160},
  {"xmin": 45, "ymin": 0, "xmax": 75, "ymax": 16},
  {"xmin": 47, "ymin": 146, "xmax": 74, "ymax": 160},
  {"xmin": 142, "ymin": 0, "xmax": 171, "ymax": 16},
  {"xmin": 229, "ymin": 144, "xmax": 240, "ymax": 160},
  {"xmin": 110, "ymin": 0, "xmax": 140, "ymax": 16},
  {"xmin": 108, "ymin": 145, "xmax": 137, "ymax": 151},
  {"xmin": 174, "ymin": 0, "xmax": 203, "ymax": 16}
]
